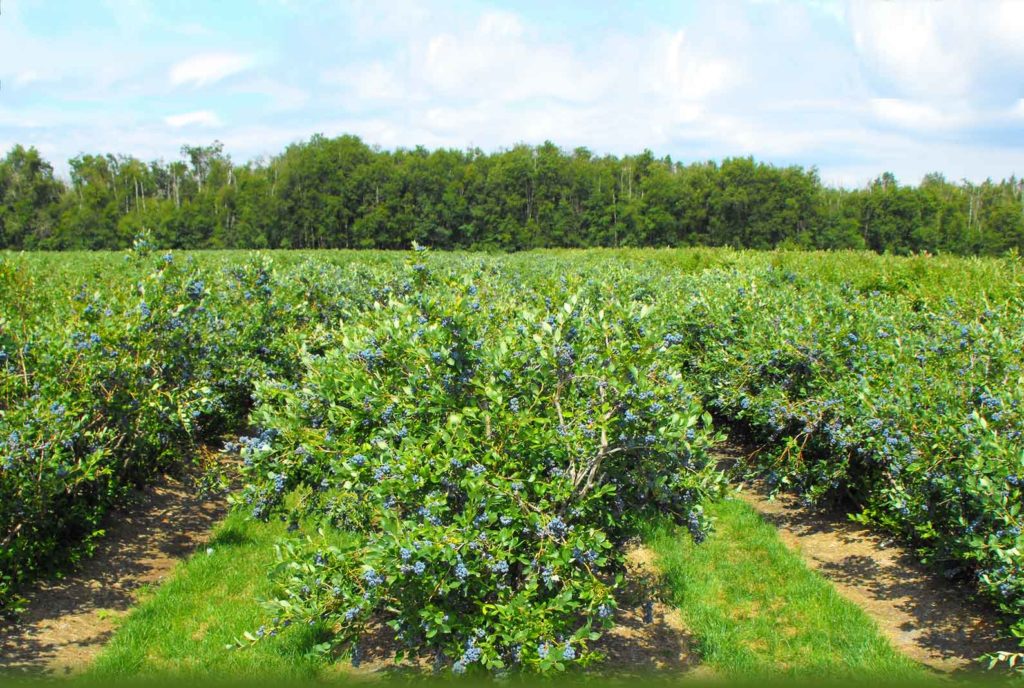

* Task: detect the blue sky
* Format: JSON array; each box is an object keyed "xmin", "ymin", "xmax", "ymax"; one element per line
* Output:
[{"xmin": 1, "ymin": 0, "xmax": 1022, "ymax": 186}]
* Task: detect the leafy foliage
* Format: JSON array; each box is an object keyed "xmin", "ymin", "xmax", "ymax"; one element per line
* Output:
[
  {"xmin": 3, "ymin": 245, "xmax": 1024, "ymax": 675},
  {"xmin": 653, "ymin": 262, "xmax": 1024, "ymax": 648},
  {"xmin": 0, "ymin": 242, "xmax": 296, "ymax": 605},
  {"xmin": 233, "ymin": 254, "xmax": 723, "ymax": 673},
  {"xmin": 2, "ymin": 138, "xmax": 1024, "ymax": 254}
]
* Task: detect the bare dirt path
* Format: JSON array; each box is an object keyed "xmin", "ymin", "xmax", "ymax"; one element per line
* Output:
[
  {"xmin": 0, "ymin": 474, "xmax": 226, "ymax": 676},
  {"xmin": 717, "ymin": 443, "xmax": 1017, "ymax": 673},
  {"xmin": 592, "ymin": 545, "xmax": 709, "ymax": 678}
]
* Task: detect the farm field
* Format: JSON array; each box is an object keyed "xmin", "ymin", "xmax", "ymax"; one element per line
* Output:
[{"xmin": 1, "ymin": 245, "xmax": 1023, "ymax": 681}]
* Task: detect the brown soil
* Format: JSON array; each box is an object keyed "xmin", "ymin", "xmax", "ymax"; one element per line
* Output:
[
  {"xmin": 718, "ymin": 443, "xmax": 1017, "ymax": 673},
  {"xmin": 593, "ymin": 545, "xmax": 709, "ymax": 679},
  {"xmin": 0, "ymin": 472, "xmax": 227, "ymax": 676}
]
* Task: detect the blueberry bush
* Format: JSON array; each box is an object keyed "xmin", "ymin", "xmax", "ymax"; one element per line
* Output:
[
  {"xmin": 233, "ymin": 253, "xmax": 724, "ymax": 673},
  {"xmin": 4, "ymin": 245, "xmax": 1024, "ymax": 672}
]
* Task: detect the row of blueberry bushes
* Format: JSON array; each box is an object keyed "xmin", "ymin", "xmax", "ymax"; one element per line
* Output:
[
  {"xmin": 0, "ymin": 242, "xmax": 409, "ymax": 610},
  {"xmin": 650, "ymin": 262, "xmax": 1024, "ymax": 649}
]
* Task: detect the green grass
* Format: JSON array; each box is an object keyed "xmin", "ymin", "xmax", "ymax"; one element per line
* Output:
[
  {"xmin": 85, "ymin": 512, "xmax": 343, "ymax": 681},
  {"xmin": 642, "ymin": 496, "xmax": 930, "ymax": 681},
  {"xmin": 88, "ymin": 497, "xmax": 934, "ymax": 682}
]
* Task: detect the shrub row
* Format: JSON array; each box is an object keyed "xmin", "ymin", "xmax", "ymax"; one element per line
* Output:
[
  {"xmin": 0, "ymin": 244, "xmax": 303, "ymax": 607},
  {"xmin": 653, "ymin": 264, "xmax": 1024, "ymax": 641}
]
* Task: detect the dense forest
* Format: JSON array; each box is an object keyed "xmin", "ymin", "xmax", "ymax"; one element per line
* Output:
[{"xmin": 1, "ymin": 135, "xmax": 1022, "ymax": 254}]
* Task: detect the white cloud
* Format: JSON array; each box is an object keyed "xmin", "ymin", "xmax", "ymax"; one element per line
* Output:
[
  {"xmin": 987, "ymin": 1, "xmax": 1024, "ymax": 58},
  {"xmin": 102, "ymin": 0, "xmax": 154, "ymax": 32},
  {"xmin": 0, "ymin": 12, "xmax": 160, "ymax": 96},
  {"xmin": 231, "ymin": 77, "xmax": 310, "ymax": 112},
  {"xmin": 1, "ymin": 0, "xmax": 1020, "ymax": 187},
  {"xmin": 476, "ymin": 10, "xmax": 524, "ymax": 39},
  {"xmin": 169, "ymin": 53, "xmax": 254, "ymax": 87},
  {"xmin": 164, "ymin": 110, "xmax": 222, "ymax": 128},
  {"xmin": 661, "ymin": 31, "xmax": 736, "ymax": 101},
  {"xmin": 13, "ymin": 70, "xmax": 42, "ymax": 86},
  {"xmin": 302, "ymin": 1, "xmax": 1020, "ymax": 186},
  {"xmin": 322, "ymin": 61, "xmax": 408, "ymax": 102},
  {"xmin": 849, "ymin": 1, "xmax": 970, "ymax": 98},
  {"xmin": 416, "ymin": 11, "xmax": 605, "ymax": 103},
  {"xmin": 322, "ymin": 8, "xmax": 741, "ymax": 141},
  {"xmin": 848, "ymin": 0, "xmax": 1024, "ymax": 100},
  {"xmin": 869, "ymin": 98, "xmax": 969, "ymax": 131}
]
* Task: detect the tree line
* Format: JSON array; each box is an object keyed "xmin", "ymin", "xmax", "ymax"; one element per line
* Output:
[{"xmin": 1, "ymin": 134, "xmax": 1022, "ymax": 254}]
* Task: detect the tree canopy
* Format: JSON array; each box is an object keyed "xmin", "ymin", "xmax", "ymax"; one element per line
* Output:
[{"xmin": 1, "ymin": 136, "xmax": 1021, "ymax": 254}]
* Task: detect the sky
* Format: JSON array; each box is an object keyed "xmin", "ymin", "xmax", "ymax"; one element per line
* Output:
[{"xmin": 0, "ymin": 0, "xmax": 1022, "ymax": 187}]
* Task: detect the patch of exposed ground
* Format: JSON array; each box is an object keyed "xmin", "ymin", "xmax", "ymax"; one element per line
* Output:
[
  {"xmin": 593, "ymin": 545, "xmax": 709, "ymax": 679},
  {"xmin": 717, "ymin": 443, "xmax": 1017, "ymax": 673},
  {"xmin": 0, "ymin": 472, "xmax": 227, "ymax": 676}
]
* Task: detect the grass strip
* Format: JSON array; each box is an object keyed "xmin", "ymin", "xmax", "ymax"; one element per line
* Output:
[
  {"xmin": 642, "ymin": 496, "xmax": 930, "ymax": 680},
  {"xmin": 89, "ymin": 496, "xmax": 932, "ymax": 682},
  {"xmin": 85, "ymin": 512, "xmax": 337, "ymax": 681}
]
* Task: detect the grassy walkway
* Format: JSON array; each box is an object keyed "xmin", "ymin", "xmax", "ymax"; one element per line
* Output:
[
  {"xmin": 644, "ymin": 497, "xmax": 928, "ymax": 680},
  {"xmin": 86, "ymin": 497, "xmax": 933, "ymax": 682},
  {"xmin": 86, "ymin": 512, "xmax": 335, "ymax": 681}
]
